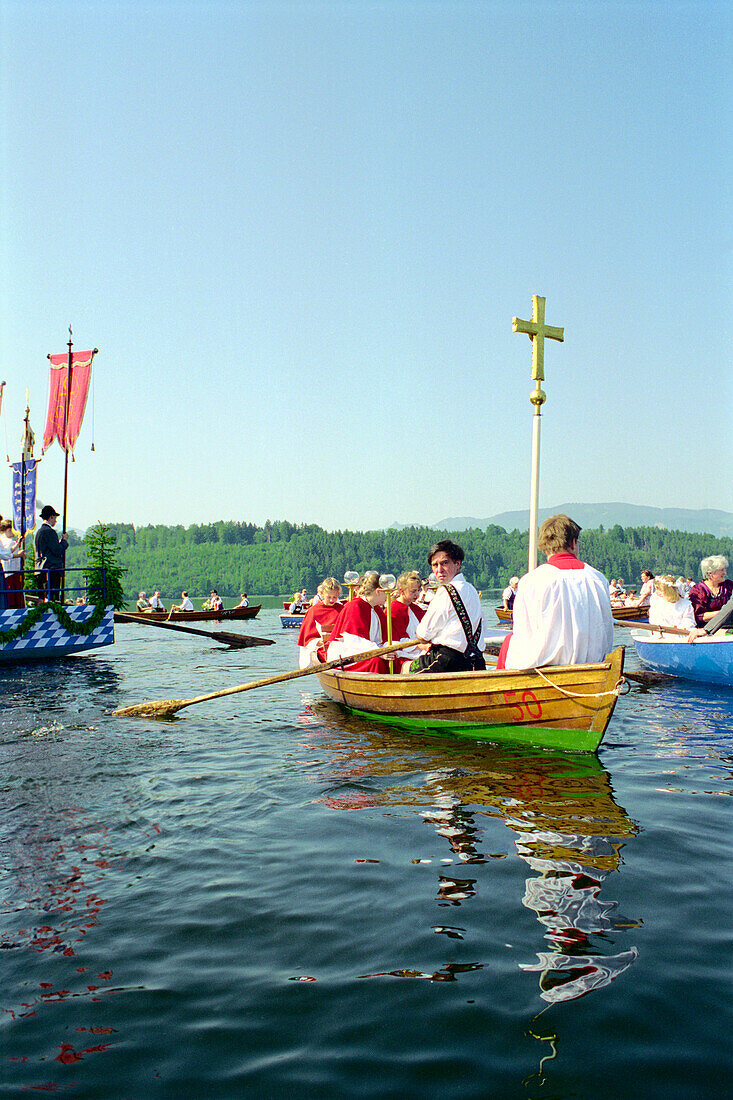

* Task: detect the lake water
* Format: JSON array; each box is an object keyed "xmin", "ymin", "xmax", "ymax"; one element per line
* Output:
[{"xmin": 1, "ymin": 607, "xmax": 731, "ymax": 1098}]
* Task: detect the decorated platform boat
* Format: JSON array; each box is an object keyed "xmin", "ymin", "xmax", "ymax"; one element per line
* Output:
[
  {"xmin": 0, "ymin": 599, "xmax": 114, "ymax": 663},
  {"xmin": 631, "ymin": 632, "xmax": 733, "ymax": 688},
  {"xmin": 316, "ymin": 646, "xmax": 626, "ymax": 753}
]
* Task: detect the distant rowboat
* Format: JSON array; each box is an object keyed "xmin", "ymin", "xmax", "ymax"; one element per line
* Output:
[
  {"xmin": 316, "ymin": 647, "xmax": 625, "ymax": 753},
  {"xmin": 494, "ymin": 605, "xmax": 648, "ymax": 624},
  {"xmin": 610, "ymin": 605, "xmax": 650, "ymax": 622},
  {"xmin": 116, "ymin": 605, "xmax": 260, "ymax": 623},
  {"xmin": 280, "ymin": 613, "xmax": 305, "ymax": 628}
]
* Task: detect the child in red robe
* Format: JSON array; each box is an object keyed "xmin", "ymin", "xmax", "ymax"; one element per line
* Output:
[
  {"xmin": 326, "ymin": 572, "xmax": 389, "ymax": 673},
  {"xmin": 296, "ymin": 577, "xmax": 343, "ymax": 668},
  {"xmin": 390, "ymin": 570, "xmax": 426, "ymax": 672}
]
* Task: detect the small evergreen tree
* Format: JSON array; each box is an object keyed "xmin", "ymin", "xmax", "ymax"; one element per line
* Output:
[
  {"xmin": 83, "ymin": 523, "xmax": 127, "ymax": 609},
  {"xmin": 23, "ymin": 540, "xmax": 36, "ymax": 592}
]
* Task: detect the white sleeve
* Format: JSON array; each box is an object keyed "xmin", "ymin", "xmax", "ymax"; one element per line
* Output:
[{"xmin": 416, "ymin": 587, "xmax": 452, "ymax": 642}]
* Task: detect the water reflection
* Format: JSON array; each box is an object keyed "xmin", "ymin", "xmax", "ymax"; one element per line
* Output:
[{"xmin": 301, "ymin": 697, "xmax": 641, "ymax": 1004}]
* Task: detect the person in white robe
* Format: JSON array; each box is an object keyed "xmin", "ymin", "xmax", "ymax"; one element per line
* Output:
[
  {"xmin": 648, "ymin": 576, "xmax": 695, "ymax": 630},
  {"xmin": 502, "ymin": 515, "xmax": 613, "ymax": 670}
]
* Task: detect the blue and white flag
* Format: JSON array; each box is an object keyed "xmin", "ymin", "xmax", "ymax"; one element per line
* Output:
[{"xmin": 11, "ymin": 458, "xmax": 38, "ymax": 536}]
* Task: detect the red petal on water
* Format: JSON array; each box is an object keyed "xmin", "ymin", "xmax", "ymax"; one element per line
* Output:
[{"xmin": 55, "ymin": 1044, "xmax": 82, "ymax": 1063}]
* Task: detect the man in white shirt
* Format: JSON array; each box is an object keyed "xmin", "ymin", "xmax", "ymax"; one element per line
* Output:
[
  {"xmin": 171, "ymin": 591, "xmax": 194, "ymax": 613},
  {"xmin": 499, "ymin": 514, "xmax": 613, "ymax": 670},
  {"xmin": 411, "ymin": 540, "xmax": 484, "ymax": 673}
]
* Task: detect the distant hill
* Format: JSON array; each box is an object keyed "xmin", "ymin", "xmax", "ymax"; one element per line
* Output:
[{"xmin": 396, "ymin": 503, "xmax": 733, "ymax": 539}]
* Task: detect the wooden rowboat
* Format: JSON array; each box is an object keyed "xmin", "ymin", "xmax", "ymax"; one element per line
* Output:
[
  {"xmin": 632, "ymin": 633, "xmax": 733, "ymax": 688},
  {"xmin": 316, "ymin": 647, "xmax": 625, "ymax": 752},
  {"xmin": 117, "ymin": 605, "xmax": 261, "ymax": 623},
  {"xmin": 610, "ymin": 604, "xmax": 649, "ymax": 622},
  {"xmin": 495, "ymin": 605, "xmax": 648, "ymax": 624}
]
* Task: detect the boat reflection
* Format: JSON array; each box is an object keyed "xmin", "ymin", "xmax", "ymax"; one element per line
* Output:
[{"xmin": 300, "ymin": 697, "xmax": 641, "ymax": 1004}]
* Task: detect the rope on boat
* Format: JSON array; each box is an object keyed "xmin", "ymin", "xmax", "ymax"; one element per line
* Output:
[{"xmin": 532, "ymin": 669, "xmax": 628, "ymax": 700}]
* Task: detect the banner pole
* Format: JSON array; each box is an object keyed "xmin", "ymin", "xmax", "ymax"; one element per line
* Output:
[{"xmin": 60, "ymin": 327, "xmax": 73, "ymax": 601}]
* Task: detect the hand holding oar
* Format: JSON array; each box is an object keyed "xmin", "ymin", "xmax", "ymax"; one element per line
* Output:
[{"xmin": 114, "ymin": 638, "xmax": 419, "ymax": 719}]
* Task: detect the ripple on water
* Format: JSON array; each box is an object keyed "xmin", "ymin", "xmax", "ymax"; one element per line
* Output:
[{"xmin": 1, "ymin": 613, "xmax": 731, "ymax": 1097}]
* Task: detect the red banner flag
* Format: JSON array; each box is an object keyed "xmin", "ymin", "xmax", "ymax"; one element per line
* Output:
[{"xmin": 43, "ymin": 350, "xmax": 96, "ymax": 453}]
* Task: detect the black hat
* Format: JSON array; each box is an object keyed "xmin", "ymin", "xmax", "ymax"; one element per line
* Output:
[{"xmin": 40, "ymin": 505, "xmax": 60, "ymax": 520}]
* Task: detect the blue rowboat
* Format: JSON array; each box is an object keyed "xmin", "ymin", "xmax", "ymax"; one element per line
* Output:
[
  {"xmin": 280, "ymin": 613, "xmax": 305, "ymax": 629},
  {"xmin": 631, "ymin": 633, "xmax": 733, "ymax": 688}
]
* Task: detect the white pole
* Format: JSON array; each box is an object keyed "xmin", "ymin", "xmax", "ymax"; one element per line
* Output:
[{"xmin": 528, "ymin": 409, "xmax": 542, "ymax": 571}]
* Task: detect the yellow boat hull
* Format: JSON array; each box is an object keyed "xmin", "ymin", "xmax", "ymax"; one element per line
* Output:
[{"xmin": 316, "ymin": 647, "xmax": 625, "ymax": 752}]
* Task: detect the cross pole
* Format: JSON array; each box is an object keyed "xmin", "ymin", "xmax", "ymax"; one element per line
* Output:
[{"xmin": 512, "ymin": 295, "xmax": 564, "ymax": 571}]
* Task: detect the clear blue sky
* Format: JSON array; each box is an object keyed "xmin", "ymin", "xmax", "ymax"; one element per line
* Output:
[{"xmin": 1, "ymin": 0, "xmax": 731, "ymax": 533}]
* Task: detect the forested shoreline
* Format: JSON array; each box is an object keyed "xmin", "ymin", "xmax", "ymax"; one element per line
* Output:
[{"xmin": 63, "ymin": 520, "xmax": 733, "ymax": 604}]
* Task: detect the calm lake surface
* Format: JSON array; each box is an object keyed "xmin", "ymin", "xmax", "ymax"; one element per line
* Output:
[{"xmin": 1, "ymin": 606, "xmax": 731, "ymax": 1098}]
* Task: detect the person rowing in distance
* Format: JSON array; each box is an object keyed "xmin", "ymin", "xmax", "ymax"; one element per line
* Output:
[
  {"xmin": 170, "ymin": 591, "xmax": 194, "ymax": 613},
  {"xmin": 497, "ymin": 514, "xmax": 613, "ymax": 670},
  {"xmin": 502, "ymin": 576, "xmax": 519, "ymax": 612},
  {"xmin": 411, "ymin": 540, "xmax": 485, "ymax": 673},
  {"xmin": 148, "ymin": 590, "xmax": 166, "ymax": 612}
]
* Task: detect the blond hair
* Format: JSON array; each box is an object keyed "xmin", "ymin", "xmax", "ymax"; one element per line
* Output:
[
  {"xmin": 538, "ymin": 514, "xmax": 582, "ymax": 556},
  {"xmin": 320, "ymin": 576, "xmax": 341, "ymax": 594},
  {"xmin": 357, "ymin": 572, "xmax": 381, "ymax": 598},
  {"xmin": 396, "ymin": 570, "xmax": 421, "ymax": 595},
  {"xmin": 654, "ymin": 575, "xmax": 681, "ymax": 604}
]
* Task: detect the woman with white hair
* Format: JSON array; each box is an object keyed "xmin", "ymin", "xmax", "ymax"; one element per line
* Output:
[{"xmin": 688, "ymin": 555, "xmax": 733, "ymax": 627}]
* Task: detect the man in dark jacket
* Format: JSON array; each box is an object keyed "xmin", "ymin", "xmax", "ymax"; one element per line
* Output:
[{"xmin": 34, "ymin": 505, "xmax": 68, "ymax": 601}]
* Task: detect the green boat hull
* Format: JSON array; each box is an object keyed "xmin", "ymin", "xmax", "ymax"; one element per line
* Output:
[{"xmin": 345, "ymin": 705, "xmax": 604, "ymax": 753}]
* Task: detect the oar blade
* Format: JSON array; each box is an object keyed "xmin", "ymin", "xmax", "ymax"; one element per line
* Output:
[{"xmin": 212, "ymin": 632, "xmax": 275, "ymax": 648}]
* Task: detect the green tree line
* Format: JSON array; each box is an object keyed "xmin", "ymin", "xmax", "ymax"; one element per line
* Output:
[{"xmin": 62, "ymin": 519, "xmax": 733, "ymax": 606}]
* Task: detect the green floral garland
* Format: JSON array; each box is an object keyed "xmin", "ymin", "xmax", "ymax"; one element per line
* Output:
[{"xmin": 0, "ymin": 600, "xmax": 108, "ymax": 645}]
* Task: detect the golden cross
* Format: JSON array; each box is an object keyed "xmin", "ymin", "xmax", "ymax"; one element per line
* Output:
[{"xmin": 512, "ymin": 295, "xmax": 564, "ymax": 382}]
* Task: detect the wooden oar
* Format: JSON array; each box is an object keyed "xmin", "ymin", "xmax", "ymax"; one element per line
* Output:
[
  {"xmin": 114, "ymin": 611, "xmax": 274, "ymax": 649},
  {"xmin": 625, "ymin": 668, "xmax": 671, "ymax": 685},
  {"xmin": 114, "ymin": 637, "xmax": 420, "ymax": 719},
  {"xmin": 614, "ymin": 620, "xmax": 690, "ymax": 637}
]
